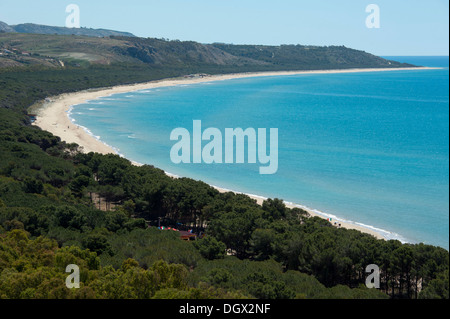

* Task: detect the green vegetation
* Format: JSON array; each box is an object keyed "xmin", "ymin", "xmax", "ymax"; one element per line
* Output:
[
  {"xmin": 1, "ymin": 33, "xmax": 414, "ymax": 69},
  {"xmin": 0, "ymin": 20, "xmax": 135, "ymax": 38},
  {"xmin": 0, "ymin": 229, "xmax": 244, "ymax": 299},
  {"xmin": 0, "ymin": 32, "xmax": 446, "ymax": 300}
]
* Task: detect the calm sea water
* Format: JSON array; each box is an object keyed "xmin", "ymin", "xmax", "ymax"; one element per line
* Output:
[{"xmin": 71, "ymin": 57, "xmax": 449, "ymax": 249}]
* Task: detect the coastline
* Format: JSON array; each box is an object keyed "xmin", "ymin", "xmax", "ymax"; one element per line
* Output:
[{"xmin": 32, "ymin": 67, "xmax": 435, "ymax": 241}]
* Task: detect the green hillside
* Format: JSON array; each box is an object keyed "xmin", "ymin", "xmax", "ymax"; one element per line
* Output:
[
  {"xmin": 0, "ymin": 33, "xmax": 414, "ymax": 70},
  {"xmin": 0, "ymin": 21, "xmax": 135, "ymax": 38}
]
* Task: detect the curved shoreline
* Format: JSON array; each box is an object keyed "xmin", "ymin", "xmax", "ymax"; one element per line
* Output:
[{"xmin": 32, "ymin": 67, "xmax": 435, "ymax": 241}]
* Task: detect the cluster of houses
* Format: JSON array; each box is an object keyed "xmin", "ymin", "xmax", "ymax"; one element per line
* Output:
[
  {"xmin": 1, "ymin": 48, "xmax": 64, "ymax": 68},
  {"xmin": 0, "ymin": 48, "xmax": 31, "ymax": 56}
]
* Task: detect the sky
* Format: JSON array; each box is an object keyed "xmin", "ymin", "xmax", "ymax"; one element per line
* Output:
[{"xmin": 0, "ymin": 0, "xmax": 448, "ymax": 56}]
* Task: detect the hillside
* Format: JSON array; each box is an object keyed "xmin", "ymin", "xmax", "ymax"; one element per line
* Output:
[
  {"xmin": 0, "ymin": 21, "xmax": 135, "ymax": 38},
  {"xmin": 0, "ymin": 32, "xmax": 414, "ymax": 70}
]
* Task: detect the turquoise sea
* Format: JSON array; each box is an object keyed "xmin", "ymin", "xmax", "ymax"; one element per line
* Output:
[{"xmin": 70, "ymin": 57, "xmax": 449, "ymax": 249}]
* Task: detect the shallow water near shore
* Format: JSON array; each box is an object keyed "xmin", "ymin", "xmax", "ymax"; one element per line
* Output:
[{"xmin": 71, "ymin": 58, "xmax": 449, "ymax": 249}]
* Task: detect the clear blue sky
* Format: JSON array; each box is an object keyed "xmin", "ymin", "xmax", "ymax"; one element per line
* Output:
[{"xmin": 1, "ymin": 0, "xmax": 448, "ymax": 55}]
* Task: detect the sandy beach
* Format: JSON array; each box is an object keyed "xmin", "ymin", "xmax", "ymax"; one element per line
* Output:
[{"xmin": 32, "ymin": 67, "xmax": 435, "ymax": 240}]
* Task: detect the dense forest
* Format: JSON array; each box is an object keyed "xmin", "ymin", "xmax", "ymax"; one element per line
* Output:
[{"xmin": 0, "ymin": 33, "xmax": 448, "ymax": 300}]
